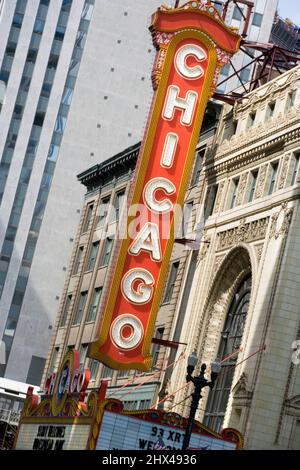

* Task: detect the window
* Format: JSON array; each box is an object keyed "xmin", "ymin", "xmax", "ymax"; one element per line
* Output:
[
  {"xmin": 47, "ymin": 53, "xmax": 59, "ymax": 69},
  {"xmin": 123, "ymin": 401, "xmax": 138, "ymax": 411},
  {"xmin": 268, "ymin": 162, "xmax": 279, "ymax": 195},
  {"xmin": 47, "ymin": 144, "xmax": 59, "ymax": 162},
  {"xmin": 100, "ymin": 238, "xmax": 113, "ymax": 266},
  {"xmin": 118, "ymin": 369, "xmax": 129, "ymax": 378},
  {"xmin": 248, "ymin": 170, "xmax": 258, "ymax": 203},
  {"xmin": 205, "ymin": 185, "xmax": 218, "ymax": 217},
  {"xmin": 286, "ymin": 90, "xmax": 297, "ymax": 109},
  {"xmin": 54, "ymin": 114, "xmax": 66, "ymax": 133},
  {"xmin": 75, "ymin": 31, "xmax": 87, "ymax": 49},
  {"xmin": 240, "ymin": 67, "xmax": 250, "ymax": 83},
  {"xmin": 86, "ymin": 287, "xmax": 102, "ymax": 322},
  {"xmin": 55, "ymin": 26, "xmax": 65, "ymax": 41},
  {"xmin": 12, "ymin": 13, "xmax": 23, "ymax": 27},
  {"xmin": 86, "ymin": 241, "xmax": 99, "ymax": 271},
  {"xmin": 163, "ymin": 262, "xmax": 179, "ymax": 304},
  {"xmin": 232, "ymin": 6, "xmax": 243, "ymax": 21},
  {"xmin": 113, "ymin": 190, "xmax": 125, "ymax": 222},
  {"xmin": 15, "ymin": 0, "xmax": 27, "ymax": 15},
  {"xmin": 36, "ymin": 3, "xmax": 48, "ymax": 21},
  {"xmin": 48, "ymin": 347, "xmax": 59, "ymax": 374},
  {"xmin": 81, "ymin": 2, "xmax": 93, "ymax": 20},
  {"xmin": 73, "ymin": 246, "xmax": 84, "ymax": 275},
  {"xmin": 266, "ymin": 102, "xmax": 275, "ymax": 120},
  {"xmin": 229, "ymin": 178, "xmax": 240, "ymax": 209},
  {"xmin": 23, "ymin": 238, "xmax": 36, "ymax": 263},
  {"xmin": 291, "ymin": 154, "xmax": 300, "ymax": 185},
  {"xmin": 62, "ymin": 87, "xmax": 73, "ymax": 105},
  {"xmin": 220, "ymin": 63, "xmax": 230, "ymax": 77},
  {"xmin": 252, "ymin": 12, "xmax": 263, "ymax": 27},
  {"xmin": 204, "ymin": 276, "xmax": 252, "ymax": 433},
  {"xmin": 33, "ymin": 19, "xmax": 45, "ymax": 34},
  {"xmin": 191, "ymin": 149, "xmax": 204, "ymax": 186},
  {"xmin": 102, "ymin": 366, "xmax": 113, "ymax": 379},
  {"xmin": 2, "ymin": 54, "xmax": 13, "ymax": 72},
  {"xmin": 62, "ymin": 0, "xmax": 72, "ymax": 13},
  {"xmin": 90, "ymin": 360, "xmax": 99, "ymax": 381},
  {"xmin": 247, "ymin": 111, "xmax": 256, "ymax": 128},
  {"xmin": 181, "ymin": 201, "xmax": 193, "ymax": 238},
  {"xmin": 72, "ymin": 292, "xmax": 87, "ymax": 325},
  {"xmin": 68, "ymin": 59, "xmax": 80, "ymax": 77},
  {"xmin": 41, "ymin": 82, "xmax": 52, "ymax": 98},
  {"xmin": 79, "ymin": 344, "xmax": 88, "ymax": 368},
  {"xmin": 139, "ymin": 400, "xmax": 151, "ymax": 410},
  {"xmin": 97, "ymin": 196, "xmax": 110, "ymax": 228},
  {"xmin": 59, "ymin": 294, "xmax": 72, "ymax": 327},
  {"xmin": 33, "ymin": 111, "xmax": 45, "ymax": 127},
  {"xmin": 82, "ymin": 203, "xmax": 94, "ymax": 233},
  {"xmin": 151, "ymin": 327, "xmax": 164, "ymax": 370}
]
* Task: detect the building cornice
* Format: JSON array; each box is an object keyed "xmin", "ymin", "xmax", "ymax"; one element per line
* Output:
[
  {"xmin": 205, "ymin": 112, "xmax": 300, "ymax": 177},
  {"xmin": 77, "ymin": 142, "xmax": 141, "ymax": 190}
]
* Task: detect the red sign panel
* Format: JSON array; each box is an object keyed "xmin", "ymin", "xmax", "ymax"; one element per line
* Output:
[{"xmin": 89, "ymin": 1, "xmax": 240, "ymax": 370}]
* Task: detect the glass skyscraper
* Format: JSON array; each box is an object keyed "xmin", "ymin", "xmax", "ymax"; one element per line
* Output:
[{"xmin": 0, "ymin": 0, "xmax": 161, "ymax": 394}]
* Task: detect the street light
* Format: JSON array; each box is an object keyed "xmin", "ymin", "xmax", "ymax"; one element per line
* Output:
[{"xmin": 182, "ymin": 352, "xmax": 221, "ymax": 451}]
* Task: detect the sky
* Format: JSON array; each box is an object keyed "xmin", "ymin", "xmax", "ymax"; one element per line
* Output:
[{"xmin": 277, "ymin": 0, "xmax": 300, "ymax": 24}]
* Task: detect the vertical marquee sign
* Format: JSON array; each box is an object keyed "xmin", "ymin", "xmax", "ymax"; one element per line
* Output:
[{"xmin": 89, "ymin": 1, "xmax": 241, "ymax": 370}]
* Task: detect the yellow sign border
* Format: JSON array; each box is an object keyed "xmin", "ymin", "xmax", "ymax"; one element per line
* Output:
[{"xmin": 89, "ymin": 29, "xmax": 218, "ymax": 371}]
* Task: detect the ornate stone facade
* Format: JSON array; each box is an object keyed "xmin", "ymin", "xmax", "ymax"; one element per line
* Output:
[{"xmin": 167, "ymin": 64, "xmax": 300, "ymax": 450}]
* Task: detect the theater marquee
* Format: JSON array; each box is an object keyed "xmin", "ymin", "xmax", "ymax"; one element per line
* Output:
[
  {"xmin": 14, "ymin": 350, "xmax": 107, "ymax": 450},
  {"xmin": 88, "ymin": 400, "xmax": 243, "ymax": 451},
  {"xmin": 89, "ymin": 1, "xmax": 241, "ymax": 370}
]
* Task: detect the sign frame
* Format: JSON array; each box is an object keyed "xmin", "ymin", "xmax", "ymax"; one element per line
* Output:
[{"xmin": 88, "ymin": 1, "xmax": 241, "ymax": 371}]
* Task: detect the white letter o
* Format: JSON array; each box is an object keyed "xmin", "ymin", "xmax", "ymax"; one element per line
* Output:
[{"xmin": 110, "ymin": 314, "xmax": 144, "ymax": 351}]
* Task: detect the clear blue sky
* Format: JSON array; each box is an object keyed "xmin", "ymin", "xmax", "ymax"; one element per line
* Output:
[{"xmin": 278, "ymin": 0, "xmax": 300, "ymax": 24}]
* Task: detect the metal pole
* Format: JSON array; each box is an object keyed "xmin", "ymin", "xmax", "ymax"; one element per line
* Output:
[{"xmin": 182, "ymin": 385, "xmax": 201, "ymax": 450}]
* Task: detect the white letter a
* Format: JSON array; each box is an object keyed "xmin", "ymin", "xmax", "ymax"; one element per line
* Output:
[{"xmin": 129, "ymin": 223, "xmax": 162, "ymax": 261}]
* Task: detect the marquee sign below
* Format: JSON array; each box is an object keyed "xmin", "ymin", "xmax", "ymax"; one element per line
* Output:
[
  {"xmin": 97, "ymin": 411, "xmax": 237, "ymax": 450},
  {"xmin": 88, "ymin": 399, "xmax": 243, "ymax": 451},
  {"xmin": 88, "ymin": 1, "xmax": 241, "ymax": 370}
]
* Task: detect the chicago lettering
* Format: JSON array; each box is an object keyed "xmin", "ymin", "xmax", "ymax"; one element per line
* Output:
[{"xmin": 110, "ymin": 44, "xmax": 204, "ymax": 351}]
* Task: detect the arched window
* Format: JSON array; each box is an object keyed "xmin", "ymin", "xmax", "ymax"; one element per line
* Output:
[{"xmin": 203, "ymin": 275, "xmax": 252, "ymax": 433}]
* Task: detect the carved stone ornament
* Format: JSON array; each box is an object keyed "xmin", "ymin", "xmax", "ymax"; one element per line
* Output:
[
  {"xmin": 254, "ymin": 244, "xmax": 264, "ymax": 264},
  {"xmin": 213, "ymin": 180, "xmax": 225, "ymax": 213},
  {"xmin": 199, "ymin": 235, "xmax": 211, "ymax": 261},
  {"xmin": 254, "ymin": 164, "xmax": 268, "ymax": 199},
  {"xmin": 236, "ymin": 172, "xmax": 248, "ymax": 206},
  {"xmin": 269, "ymin": 203, "xmax": 294, "ymax": 240},
  {"xmin": 217, "ymin": 217, "xmax": 269, "ymax": 251},
  {"xmin": 231, "ymin": 373, "xmax": 253, "ymax": 407},
  {"xmin": 214, "ymin": 254, "xmax": 226, "ymax": 273},
  {"xmin": 277, "ymin": 153, "xmax": 291, "ymax": 190}
]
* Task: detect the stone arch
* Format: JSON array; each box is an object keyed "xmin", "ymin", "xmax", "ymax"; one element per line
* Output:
[
  {"xmin": 193, "ymin": 245, "xmax": 253, "ymax": 365},
  {"xmin": 186, "ymin": 246, "xmax": 255, "ymax": 423},
  {"xmin": 178, "ymin": 245, "xmax": 255, "ymax": 418}
]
